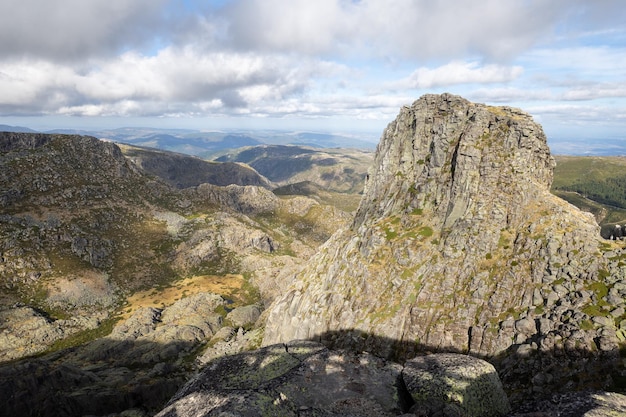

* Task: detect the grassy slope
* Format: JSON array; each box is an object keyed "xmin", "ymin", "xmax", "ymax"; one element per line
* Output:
[{"xmin": 552, "ymin": 155, "xmax": 626, "ymax": 226}]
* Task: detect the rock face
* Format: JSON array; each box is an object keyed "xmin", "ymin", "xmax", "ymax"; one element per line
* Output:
[{"xmin": 263, "ymin": 94, "xmax": 626, "ymax": 398}]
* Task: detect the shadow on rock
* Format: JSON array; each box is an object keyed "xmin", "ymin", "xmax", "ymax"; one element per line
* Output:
[{"xmin": 310, "ymin": 329, "xmax": 626, "ymax": 414}]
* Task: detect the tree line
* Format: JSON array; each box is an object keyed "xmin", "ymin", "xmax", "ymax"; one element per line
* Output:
[{"xmin": 554, "ymin": 175, "xmax": 626, "ymax": 209}]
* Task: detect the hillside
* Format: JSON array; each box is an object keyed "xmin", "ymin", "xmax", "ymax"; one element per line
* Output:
[
  {"xmin": 119, "ymin": 143, "xmax": 272, "ymax": 189},
  {"xmin": 0, "ymin": 132, "xmax": 351, "ymax": 416},
  {"xmin": 215, "ymin": 144, "xmax": 372, "ymax": 192},
  {"xmin": 3, "ymin": 119, "xmax": 626, "ymax": 415},
  {"xmin": 42, "ymin": 127, "xmax": 378, "ymax": 156},
  {"xmin": 215, "ymin": 144, "xmax": 373, "ymax": 212},
  {"xmin": 263, "ymin": 94, "xmax": 626, "ymax": 404},
  {"xmin": 552, "ymin": 155, "xmax": 626, "ymax": 229}
]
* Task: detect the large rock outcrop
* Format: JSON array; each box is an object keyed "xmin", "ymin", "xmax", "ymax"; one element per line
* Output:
[{"xmin": 263, "ymin": 94, "xmax": 626, "ymax": 397}]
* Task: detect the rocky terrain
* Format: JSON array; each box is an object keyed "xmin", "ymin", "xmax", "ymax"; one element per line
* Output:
[
  {"xmin": 0, "ymin": 131, "xmax": 350, "ymax": 415},
  {"xmin": 156, "ymin": 340, "xmax": 512, "ymax": 417},
  {"xmin": 0, "ymin": 292, "xmax": 264, "ymax": 417},
  {"xmin": 3, "ymin": 93, "xmax": 626, "ymax": 416},
  {"xmin": 0, "ymin": 132, "xmax": 344, "ymax": 357},
  {"xmin": 263, "ymin": 94, "xmax": 626, "ymax": 405}
]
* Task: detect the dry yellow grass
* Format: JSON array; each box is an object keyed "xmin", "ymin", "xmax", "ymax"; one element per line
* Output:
[{"xmin": 119, "ymin": 274, "xmax": 245, "ymax": 319}]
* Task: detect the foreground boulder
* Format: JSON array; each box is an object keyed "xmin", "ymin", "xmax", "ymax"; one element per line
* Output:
[
  {"xmin": 403, "ymin": 353, "xmax": 510, "ymax": 417},
  {"xmin": 156, "ymin": 342, "xmax": 513, "ymax": 417}
]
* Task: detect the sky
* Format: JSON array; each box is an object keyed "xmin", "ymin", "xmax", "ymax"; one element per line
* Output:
[{"xmin": 0, "ymin": 0, "xmax": 625, "ymax": 152}]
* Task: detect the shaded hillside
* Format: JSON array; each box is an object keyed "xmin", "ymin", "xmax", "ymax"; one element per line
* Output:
[
  {"xmin": 215, "ymin": 144, "xmax": 373, "ymax": 193},
  {"xmin": 264, "ymin": 94, "xmax": 626, "ymax": 402},
  {"xmin": 119, "ymin": 143, "xmax": 272, "ymax": 189},
  {"xmin": 122, "ymin": 133, "xmax": 262, "ymax": 155}
]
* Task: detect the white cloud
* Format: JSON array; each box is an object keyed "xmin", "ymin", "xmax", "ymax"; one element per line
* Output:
[
  {"xmin": 220, "ymin": 0, "xmax": 571, "ymax": 61},
  {"xmin": 389, "ymin": 62, "xmax": 524, "ymax": 90},
  {"xmin": 467, "ymin": 88, "xmax": 555, "ymax": 103},
  {"xmin": 0, "ymin": 47, "xmax": 347, "ymax": 117},
  {"xmin": 523, "ymin": 46, "xmax": 626, "ymax": 80},
  {"xmin": 0, "ymin": 0, "xmax": 625, "ymax": 145}
]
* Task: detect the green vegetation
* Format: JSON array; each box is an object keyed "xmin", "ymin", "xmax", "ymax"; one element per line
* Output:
[
  {"xmin": 384, "ymin": 227, "xmax": 398, "ymax": 240},
  {"xmin": 582, "ymin": 304, "xmax": 611, "ymax": 318},
  {"xmin": 580, "ymin": 319, "xmax": 595, "ymax": 330},
  {"xmin": 45, "ymin": 316, "xmax": 120, "ymax": 352},
  {"xmin": 418, "ymin": 226, "xmax": 434, "ymax": 237},
  {"xmin": 552, "ymin": 156, "xmax": 626, "ymax": 226}
]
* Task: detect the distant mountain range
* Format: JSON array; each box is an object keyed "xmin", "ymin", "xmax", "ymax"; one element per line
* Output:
[
  {"xmin": 2, "ymin": 123, "xmax": 624, "ymax": 155},
  {"xmin": 0, "ymin": 124, "xmax": 38, "ymax": 133},
  {"xmin": 0, "ymin": 124, "xmax": 379, "ymax": 155}
]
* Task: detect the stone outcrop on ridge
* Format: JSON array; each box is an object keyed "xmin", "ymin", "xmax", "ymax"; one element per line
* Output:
[{"xmin": 263, "ymin": 94, "xmax": 626, "ymax": 398}]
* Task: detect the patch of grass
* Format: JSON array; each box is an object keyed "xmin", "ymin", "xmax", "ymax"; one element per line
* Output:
[
  {"xmin": 418, "ymin": 226, "xmax": 433, "ymax": 238},
  {"xmin": 384, "ymin": 227, "xmax": 398, "ymax": 240},
  {"xmin": 582, "ymin": 304, "xmax": 611, "ymax": 318},
  {"xmin": 580, "ymin": 319, "xmax": 595, "ymax": 330},
  {"xmin": 588, "ymin": 281, "xmax": 609, "ymax": 299},
  {"xmin": 401, "ymin": 269, "xmax": 412, "ymax": 280},
  {"xmin": 46, "ymin": 316, "xmax": 120, "ymax": 352}
]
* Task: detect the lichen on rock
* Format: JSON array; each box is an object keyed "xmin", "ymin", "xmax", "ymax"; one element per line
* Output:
[{"xmin": 403, "ymin": 353, "xmax": 510, "ymax": 417}]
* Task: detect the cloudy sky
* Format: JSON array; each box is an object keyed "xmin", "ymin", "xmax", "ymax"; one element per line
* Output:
[{"xmin": 0, "ymin": 0, "xmax": 624, "ymax": 151}]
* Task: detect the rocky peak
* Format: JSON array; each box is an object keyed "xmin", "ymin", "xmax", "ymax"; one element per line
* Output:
[
  {"xmin": 353, "ymin": 93, "xmax": 555, "ymax": 231},
  {"xmin": 263, "ymin": 94, "xmax": 626, "ymax": 399}
]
